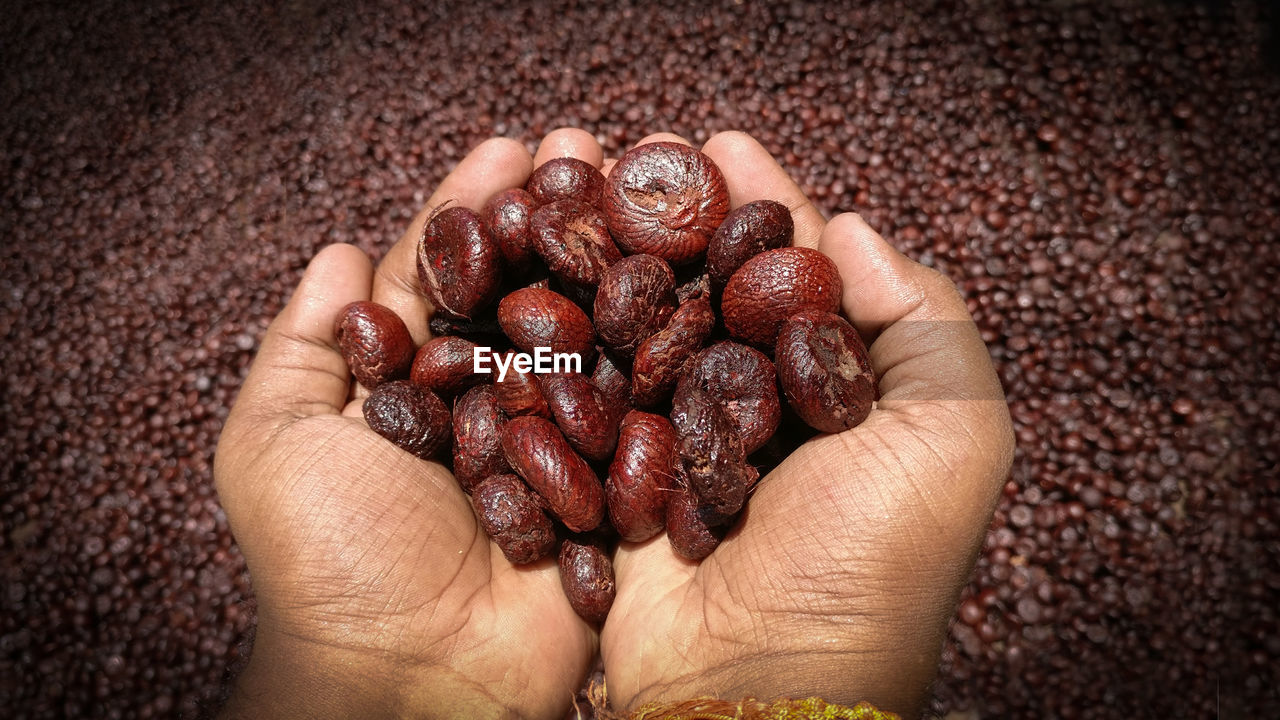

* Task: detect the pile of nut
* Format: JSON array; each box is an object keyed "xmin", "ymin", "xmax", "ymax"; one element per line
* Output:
[{"xmin": 335, "ymin": 142, "xmax": 877, "ymax": 621}]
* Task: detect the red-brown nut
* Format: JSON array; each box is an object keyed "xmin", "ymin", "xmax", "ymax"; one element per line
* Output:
[
  {"xmin": 675, "ymin": 342, "xmax": 780, "ymax": 455},
  {"xmin": 666, "ymin": 486, "xmax": 732, "ymax": 561},
  {"xmin": 706, "ymin": 200, "xmax": 794, "ymax": 287},
  {"xmin": 335, "ymin": 301, "xmax": 414, "ymax": 389},
  {"xmin": 481, "ymin": 188, "xmax": 537, "ymax": 267},
  {"xmin": 363, "ymin": 380, "xmax": 452, "ymax": 460},
  {"xmin": 558, "ymin": 538, "xmax": 615, "ymax": 623},
  {"xmin": 417, "ymin": 205, "xmax": 503, "ymax": 319},
  {"xmin": 537, "ymin": 373, "xmax": 621, "ymax": 462},
  {"xmin": 776, "ymin": 310, "xmax": 877, "ymax": 434},
  {"xmin": 410, "ymin": 336, "xmax": 487, "ymax": 398},
  {"xmin": 631, "ymin": 297, "xmax": 715, "ymax": 407},
  {"xmin": 591, "ymin": 352, "xmax": 634, "ymax": 412},
  {"xmin": 593, "ymin": 254, "xmax": 678, "ymax": 356},
  {"xmin": 471, "ymin": 474, "xmax": 555, "ymax": 565},
  {"xmin": 669, "ymin": 385, "xmax": 758, "ymax": 515},
  {"xmin": 452, "ymin": 385, "xmax": 511, "ymax": 492},
  {"xmin": 501, "ymin": 416, "xmax": 604, "ymax": 532},
  {"xmin": 602, "ymin": 142, "xmax": 730, "ymax": 265},
  {"xmin": 530, "ymin": 199, "xmax": 621, "ymax": 288},
  {"xmin": 497, "ymin": 287, "xmax": 596, "ymax": 359},
  {"xmin": 675, "ymin": 271, "xmax": 710, "ymax": 304},
  {"xmin": 721, "ymin": 247, "xmax": 842, "ymax": 348},
  {"xmin": 606, "ymin": 410, "xmax": 679, "ymax": 543},
  {"xmin": 526, "ymin": 157, "xmax": 606, "ymax": 207},
  {"xmin": 493, "ymin": 350, "xmax": 552, "ymax": 419}
]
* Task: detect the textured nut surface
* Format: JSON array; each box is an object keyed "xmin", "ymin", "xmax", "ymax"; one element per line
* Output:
[
  {"xmin": 410, "ymin": 336, "xmax": 487, "ymax": 398},
  {"xmin": 497, "ymin": 287, "xmax": 596, "ymax": 358},
  {"xmin": 482, "ymin": 188, "xmax": 538, "ymax": 267},
  {"xmin": 417, "ymin": 205, "xmax": 503, "ymax": 319},
  {"xmin": 666, "ymin": 486, "xmax": 731, "ymax": 561},
  {"xmin": 335, "ymin": 301, "xmax": 414, "ymax": 389},
  {"xmin": 670, "ymin": 385, "xmax": 758, "ymax": 515},
  {"xmin": 593, "ymin": 254, "xmax": 678, "ymax": 356},
  {"xmin": 493, "ymin": 350, "xmax": 552, "ymax": 418},
  {"xmin": 501, "ymin": 416, "xmax": 604, "ymax": 532},
  {"xmin": 558, "ymin": 538, "xmax": 615, "ymax": 623},
  {"xmin": 706, "ymin": 200, "xmax": 794, "ymax": 287},
  {"xmin": 602, "ymin": 142, "xmax": 730, "ymax": 264},
  {"xmin": 526, "ymin": 157, "xmax": 606, "ymax": 206},
  {"xmin": 363, "ymin": 380, "xmax": 452, "ymax": 460},
  {"xmin": 606, "ymin": 410, "xmax": 679, "ymax": 543},
  {"xmin": 675, "ymin": 341, "xmax": 781, "ymax": 455},
  {"xmin": 721, "ymin": 247, "xmax": 842, "ymax": 347},
  {"xmin": 591, "ymin": 352, "xmax": 634, "ymax": 412},
  {"xmin": 530, "ymin": 199, "xmax": 621, "ymax": 287},
  {"xmin": 631, "ymin": 297, "xmax": 715, "ymax": 407},
  {"xmin": 470, "ymin": 474, "xmax": 555, "ymax": 565},
  {"xmin": 451, "ymin": 385, "xmax": 511, "ymax": 492},
  {"xmin": 538, "ymin": 372, "xmax": 621, "ymax": 462},
  {"xmin": 776, "ymin": 310, "xmax": 877, "ymax": 434}
]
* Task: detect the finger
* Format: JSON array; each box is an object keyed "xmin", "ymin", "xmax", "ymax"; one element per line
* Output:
[
  {"xmin": 634, "ymin": 131, "xmax": 691, "ymax": 147},
  {"xmin": 533, "ymin": 127, "xmax": 604, "ymax": 169},
  {"xmin": 601, "ymin": 157, "xmax": 617, "ymax": 178},
  {"xmin": 232, "ymin": 243, "xmax": 372, "ymax": 425},
  {"xmin": 371, "ymin": 138, "xmax": 534, "ymax": 346},
  {"xmin": 701, "ymin": 131, "xmax": 826, "ymax": 249}
]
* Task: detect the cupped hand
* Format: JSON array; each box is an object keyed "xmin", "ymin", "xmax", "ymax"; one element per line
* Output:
[
  {"xmin": 214, "ymin": 131, "xmax": 609, "ymax": 719},
  {"xmin": 598, "ymin": 132, "xmax": 1015, "ymax": 718}
]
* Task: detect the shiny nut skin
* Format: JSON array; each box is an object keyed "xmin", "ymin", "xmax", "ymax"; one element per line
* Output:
[
  {"xmin": 721, "ymin": 247, "xmax": 842, "ymax": 348},
  {"xmin": 537, "ymin": 372, "xmax": 621, "ymax": 462},
  {"xmin": 335, "ymin": 301, "xmax": 415, "ymax": 389},
  {"xmin": 493, "ymin": 350, "xmax": 552, "ymax": 418},
  {"xmin": 593, "ymin": 254, "xmax": 678, "ymax": 356},
  {"xmin": 481, "ymin": 188, "xmax": 538, "ymax": 267},
  {"xmin": 526, "ymin": 157, "xmax": 606, "ymax": 207},
  {"xmin": 670, "ymin": 385, "xmax": 758, "ymax": 515},
  {"xmin": 602, "ymin": 142, "xmax": 730, "ymax": 265},
  {"xmin": 675, "ymin": 341, "xmax": 781, "ymax": 455},
  {"xmin": 410, "ymin": 336, "xmax": 487, "ymax": 398},
  {"xmin": 606, "ymin": 410, "xmax": 679, "ymax": 543},
  {"xmin": 363, "ymin": 380, "xmax": 452, "ymax": 461},
  {"xmin": 471, "ymin": 474, "xmax": 555, "ymax": 565},
  {"xmin": 417, "ymin": 205, "xmax": 503, "ymax": 319},
  {"xmin": 776, "ymin": 310, "xmax": 877, "ymax": 434},
  {"xmin": 706, "ymin": 200, "xmax": 794, "ymax": 287},
  {"xmin": 558, "ymin": 538, "xmax": 615, "ymax": 623},
  {"xmin": 497, "ymin": 287, "xmax": 596, "ymax": 359},
  {"xmin": 530, "ymin": 199, "xmax": 621, "ymax": 288},
  {"xmin": 666, "ymin": 486, "xmax": 731, "ymax": 561},
  {"xmin": 451, "ymin": 385, "xmax": 511, "ymax": 492},
  {"xmin": 591, "ymin": 352, "xmax": 634, "ymax": 412},
  {"xmin": 631, "ymin": 297, "xmax": 715, "ymax": 407},
  {"xmin": 501, "ymin": 416, "xmax": 604, "ymax": 532}
]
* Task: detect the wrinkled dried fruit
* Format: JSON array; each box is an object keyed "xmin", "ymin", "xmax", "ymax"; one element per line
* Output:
[
  {"xmin": 482, "ymin": 188, "xmax": 538, "ymax": 267},
  {"xmin": 530, "ymin": 199, "xmax": 621, "ymax": 287},
  {"xmin": 631, "ymin": 297, "xmax": 715, "ymax": 407},
  {"xmin": 526, "ymin": 157, "xmax": 606, "ymax": 207},
  {"xmin": 501, "ymin": 416, "xmax": 604, "ymax": 532},
  {"xmin": 593, "ymin": 254, "xmax": 678, "ymax": 355},
  {"xmin": 666, "ymin": 486, "xmax": 732, "ymax": 561},
  {"xmin": 776, "ymin": 310, "xmax": 876, "ymax": 433},
  {"xmin": 471, "ymin": 474, "xmax": 556, "ymax": 565},
  {"xmin": 602, "ymin": 142, "xmax": 730, "ymax": 265},
  {"xmin": 591, "ymin": 352, "xmax": 634, "ymax": 412},
  {"xmin": 606, "ymin": 410, "xmax": 679, "ymax": 542},
  {"xmin": 493, "ymin": 350, "xmax": 552, "ymax": 418},
  {"xmin": 676, "ymin": 342, "xmax": 780, "ymax": 455},
  {"xmin": 335, "ymin": 301, "xmax": 415, "ymax": 389},
  {"xmin": 675, "ymin": 271, "xmax": 710, "ymax": 304},
  {"xmin": 721, "ymin": 247, "xmax": 842, "ymax": 347},
  {"xmin": 410, "ymin": 336, "xmax": 487, "ymax": 398},
  {"xmin": 706, "ymin": 200, "xmax": 794, "ymax": 287},
  {"xmin": 558, "ymin": 538, "xmax": 615, "ymax": 623},
  {"xmin": 451, "ymin": 385, "xmax": 511, "ymax": 491},
  {"xmin": 363, "ymin": 380, "xmax": 452, "ymax": 460},
  {"xmin": 670, "ymin": 385, "xmax": 758, "ymax": 515},
  {"xmin": 538, "ymin": 373, "xmax": 621, "ymax": 462},
  {"xmin": 417, "ymin": 205, "xmax": 503, "ymax": 319},
  {"xmin": 497, "ymin": 287, "xmax": 596, "ymax": 359}
]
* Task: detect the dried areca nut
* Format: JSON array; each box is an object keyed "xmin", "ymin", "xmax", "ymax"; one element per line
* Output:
[
  {"xmin": 558, "ymin": 537, "xmax": 615, "ymax": 623},
  {"xmin": 451, "ymin": 385, "xmax": 511, "ymax": 492},
  {"xmin": 591, "ymin": 352, "xmax": 634, "ymax": 412},
  {"xmin": 593, "ymin": 254, "xmax": 678, "ymax": 356},
  {"xmin": 675, "ymin": 342, "xmax": 781, "ymax": 455},
  {"xmin": 335, "ymin": 301, "xmax": 414, "ymax": 389},
  {"xmin": 481, "ymin": 188, "xmax": 538, "ymax": 267},
  {"xmin": 471, "ymin": 474, "xmax": 555, "ymax": 565},
  {"xmin": 721, "ymin": 247, "xmax": 842, "ymax": 348},
  {"xmin": 776, "ymin": 310, "xmax": 876, "ymax": 434},
  {"xmin": 706, "ymin": 200, "xmax": 794, "ymax": 287},
  {"xmin": 501, "ymin": 416, "xmax": 604, "ymax": 532},
  {"xmin": 410, "ymin": 336, "xmax": 487, "ymax": 398},
  {"xmin": 606, "ymin": 410, "xmax": 679, "ymax": 543},
  {"xmin": 417, "ymin": 205, "xmax": 502, "ymax": 319},
  {"xmin": 363, "ymin": 380, "xmax": 452, "ymax": 461},
  {"xmin": 670, "ymin": 386, "xmax": 758, "ymax": 515},
  {"xmin": 493, "ymin": 351, "xmax": 552, "ymax": 419},
  {"xmin": 631, "ymin": 297, "xmax": 715, "ymax": 407},
  {"xmin": 497, "ymin": 287, "xmax": 596, "ymax": 360},
  {"xmin": 537, "ymin": 372, "xmax": 621, "ymax": 462},
  {"xmin": 666, "ymin": 486, "xmax": 732, "ymax": 561},
  {"xmin": 530, "ymin": 199, "xmax": 621, "ymax": 287},
  {"xmin": 526, "ymin": 157, "xmax": 606, "ymax": 206}
]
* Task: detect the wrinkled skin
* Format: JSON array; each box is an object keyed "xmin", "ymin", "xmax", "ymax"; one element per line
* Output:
[
  {"xmin": 417, "ymin": 205, "xmax": 503, "ymax": 319},
  {"xmin": 335, "ymin": 300, "xmax": 414, "ymax": 389},
  {"xmin": 721, "ymin": 246, "xmax": 842, "ymax": 347},
  {"xmin": 776, "ymin": 310, "xmax": 877, "ymax": 434},
  {"xmin": 501, "ymin": 416, "xmax": 604, "ymax": 533},
  {"xmin": 558, "ymin": 538, "xmax": 616, "ymax": 623},
  {"xmin": 362, "ymin": 380, "xmax": 452, "ymax": 460},
  {"xmin": 631, "ymin": 297, "xmax": 715, "ymax": 407},
  {"xmin": 675, "ymin": 341, "xmax": 781, "ymax": 455},
  {"xmin": 471, "ymin": 474, "xmax": 556, "ymax": 565},
  {"xmin": 606, "ymin": 410, "xmax": 679, "ymax": 543}
]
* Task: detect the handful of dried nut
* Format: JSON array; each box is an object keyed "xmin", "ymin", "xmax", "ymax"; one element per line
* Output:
[{"xmin": 335, "ymin": 142, "xmax": 877, "ymax": 622}]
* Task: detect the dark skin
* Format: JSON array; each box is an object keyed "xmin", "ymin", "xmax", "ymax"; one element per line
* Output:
[{"xmin": 215, "ymin": 129, "xmax": 1013, "ymax": 718}]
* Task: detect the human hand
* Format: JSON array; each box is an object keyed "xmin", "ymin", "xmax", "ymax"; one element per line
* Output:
[
  {"xmin": 597, "ymin": 132, "xmax": 1015, "ymax": 718},
  {"xmin": 213, "ymin": 132, "xmax": 610, "ymax": 719}
]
